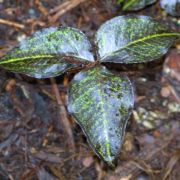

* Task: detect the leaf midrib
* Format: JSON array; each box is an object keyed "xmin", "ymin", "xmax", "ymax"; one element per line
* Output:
[
  {"xmin": 101, "ymin": 32, "xmax": 180, "ymax": 60},
  {"xmin": 95, "ymin": 72, "xmax": 112, "ymax": 161},
  {"xmin": 0, "ymin": 54, "xmax": 54, "ymax": 65},
  {"xmin": 0, "ymin": 54, "xmax": 87, "ymax": 65}
]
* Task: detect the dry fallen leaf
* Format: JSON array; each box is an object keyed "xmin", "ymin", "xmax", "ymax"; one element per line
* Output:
[{"xmin": 162, "ymin": 50, "xmax": 180, "ymax": 102}]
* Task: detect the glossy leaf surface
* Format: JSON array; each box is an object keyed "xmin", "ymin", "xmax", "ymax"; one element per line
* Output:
[
  {"xmin": 68, "ymin": 66, "xmax": 134, "ymax": 166},
  {"xmin": 0, "ymin": 27, "xmax": 94, "ymax": 78},
  {"xmin": 160, "ymin": 0, "xmax": 180, "ymax": 16},
  {"xmin": 95, "ymin": 15, "xmax": 180, "ymax": 64},
  {"xmin": 118, "ymin": 0, "xmax": 156, "ymax": 11}
]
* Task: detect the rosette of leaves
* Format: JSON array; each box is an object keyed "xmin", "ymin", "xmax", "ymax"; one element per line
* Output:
[
  {"xmin": 0, "ymin": 15, "xmax": 179, "ymax": 167},
  {"xmin": 117, "ymin": 0, "xmax": 157, "ymax": 11},
  {"xmin": 160, "ymin": 0, "xmax": 180, "ymax": 17}
]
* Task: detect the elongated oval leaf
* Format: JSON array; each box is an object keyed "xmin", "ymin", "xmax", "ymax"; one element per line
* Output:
[
  {"xmin": 95, "ymin": 15, "xmax": 180, "ymax": 64},
  {"xmin": 0, "ymin": 27, "xmax": 94, "ymax": 78},
  {"xmin": 68, "ymin": 66, "xmax": 134, "ymax": 166},
  {"xmin": 119, "ymin": 0, "xmax": 157, "ymax": 11},
  {"xmin": 160, "ymin": 0, "xmax": 180, "ymax": 16}
]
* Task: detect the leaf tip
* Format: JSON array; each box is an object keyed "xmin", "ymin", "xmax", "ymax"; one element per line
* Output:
[{"xmin": 102, "ymin": 155, "xmax": 117, "ymax": 168}]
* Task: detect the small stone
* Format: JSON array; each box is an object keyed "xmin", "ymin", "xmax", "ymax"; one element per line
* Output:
[
  {"xmin": 30, "ymin": 147, "xmax": 37, "ymax": 154},
  {"xmin": 142, "ymin": 121, "xmax": 154, "ymax": 129},
  {"xmin": 17, "ymin": 34, "xmax": 26, "ymax": 42},
  {"xmin": 82, "ymin": 156, "xmax": 94, "ymax": 167},
  {"xmin": 5, "ymin": 79, "xmax": 16, "ymax": 92},
  {"xmin": 161, "ymin": 86, "xmax": 171, "ymax": 98},
  {"xmin": 168, "ymin": 102, "xmax": 180, "ymax": 113}
]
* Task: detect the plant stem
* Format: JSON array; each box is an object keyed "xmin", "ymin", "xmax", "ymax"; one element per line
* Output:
[{"xmin": 50, "ymin": 78, "xmax": 75, "ymax": 153}]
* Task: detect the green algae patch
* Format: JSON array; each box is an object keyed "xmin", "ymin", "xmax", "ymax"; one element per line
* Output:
[
  {"xmin": 95, "ymin": 15, "xmax": 180, "ymax": 64},
  {"xmin": 68, "ymin": 66, "xmax": 134, "ymax": 166},
  {"xmin": 0, "ymin": 27, "xmax": 94, "ymax": 78}
]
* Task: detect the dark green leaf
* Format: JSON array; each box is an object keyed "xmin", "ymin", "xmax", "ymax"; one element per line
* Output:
[
  {"xmin": 68, "ymin": 66, "xmax": 134, "ymax": 166},
  {"xmin": 120, "ymin": 0, "xmax": 157, "ymax": 11},
  {"xmin": 95, "ymin": 15, "xmax": 180, "ymax": 64},
  {"xmin": 160, "ymin": 0, "xmax": 180, "ymax": 17},
  {"xmin": 117, "ymin": 0, "xmax": 125, "ymax": 4},
  {"xmin": 0, "ymin": 27, "xmax": 94, "ymax": 78}
]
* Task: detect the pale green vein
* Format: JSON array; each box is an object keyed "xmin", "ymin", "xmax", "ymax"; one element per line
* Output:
[
  {"xmin": 124, "ymin": 46, "xmax": 148, "ymax": 57},
  {"xmin": 97, "ymin": 78, "xmax": 111, "ymax": 160},
  {"xmin": 0, "ymin": 55, "xmax": 54, "ymax": 65},
  {"xmin": 123, "ymin": 0, "xmax": 137, "ymax": 10},
  {"xmin": 101, "ymin": 32, "xmax": 180, "ymax": 61}
]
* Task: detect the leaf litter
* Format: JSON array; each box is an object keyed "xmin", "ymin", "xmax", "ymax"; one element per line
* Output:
[{"xmin": 0, "ymin": 0, "xmax": 179, "ymax": 179}]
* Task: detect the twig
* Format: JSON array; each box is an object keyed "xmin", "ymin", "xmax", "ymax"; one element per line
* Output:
[
  {"xmin": 34, "ymin": 0, "xmax": 48, "ymax": 15},
  {"xmin": 0, "ymin": 18, "xmax": 25, "ymax": 29},
  {"xmin": 25, "ymin": 19, "xmax": 46, "ymax": 33},
  {"xmin": 33, "ymin": 151, "xmax": 63, "ymax": 163},
  {"xmin": 162, "ymin": 149, "xmax": 180, "ymax": 180},
  {"xmin": 108, "ymin": 130, "xmax": 178, "ymax": 179},
  {"xmin": 50, "ymin": 78, "xmax": 75, "ymax": 153},
  {"xmin": 48, "ymin": 0, "xmax": 88, "ymax": 23}
]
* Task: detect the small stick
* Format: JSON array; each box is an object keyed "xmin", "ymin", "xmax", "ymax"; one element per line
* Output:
[
  {"xmin": 50, "ymin": 78, "xmax": 75, "ymax": 153},
  {"xmin": 49, "ymin": 1, "xmax": 71, "ymax": 14},
  {"xmin": 107, "ymin": 130, "xmax": 177, "ymax": 179},
  {"xmin": 34, "ymin": 0, "xmax": 48, "ymax": 15},
  {"xmin": 0, "ymin": 18, "xmax": 25, "ymax": 29},
  {"xmin": 48, "ymin": 0, "xmax": 88, "ymax": 23}
]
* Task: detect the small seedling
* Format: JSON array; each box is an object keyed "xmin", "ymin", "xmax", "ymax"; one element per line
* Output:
[
  {"xmin": 160, "ymin": 0, "xmax": 180, "ymax": 16},
  {"xmin": 117, "ymin": 0, "xmax": 157, "ymax": 11},
  {"xmin": 0, "ymin": 15, "xmax": 179, "ymax": 167},
  {"xmin": 116, "ymin": 0, "xmax": 180, "ymax": 17}
]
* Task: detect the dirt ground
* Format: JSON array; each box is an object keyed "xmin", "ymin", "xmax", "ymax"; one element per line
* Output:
[{"xmin": 0, "ymin": 0, "xmax": 179, "ymax": 180}]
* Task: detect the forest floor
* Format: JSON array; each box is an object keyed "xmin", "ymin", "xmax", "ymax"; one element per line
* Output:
[{"xmin": 0, "ymin": 0, "xmax": 179, "ymax": 180}]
